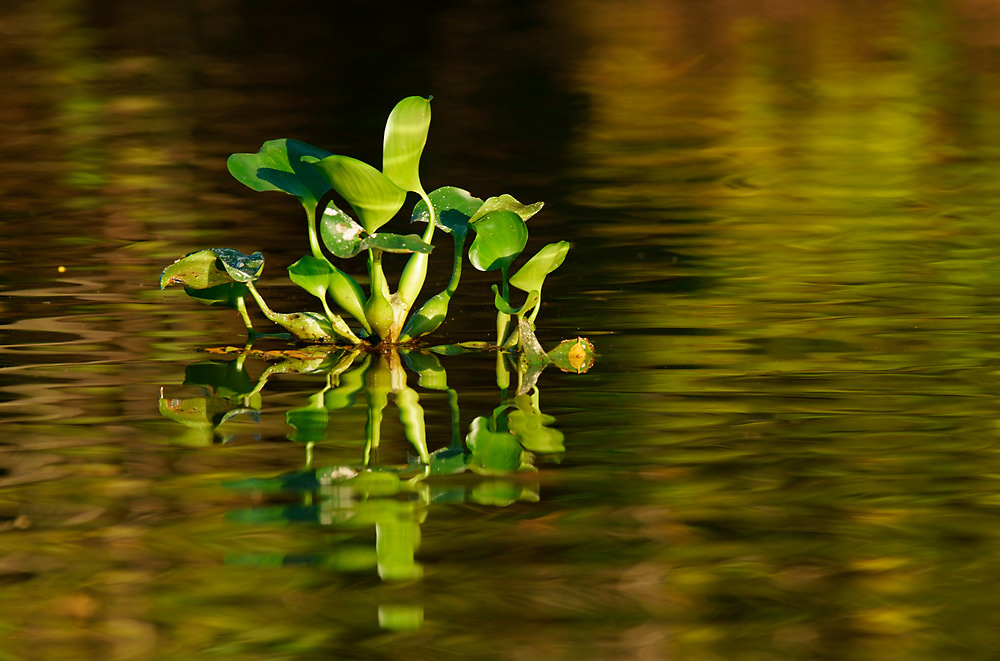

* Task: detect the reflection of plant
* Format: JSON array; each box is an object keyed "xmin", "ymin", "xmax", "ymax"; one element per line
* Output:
[
  {"xmin": 160, "ymin": 345, "xmax": 576, "ymax": 589},
  {"xmin": 159, "ymin": 97, "xmax": 571, "ymax": 350}
]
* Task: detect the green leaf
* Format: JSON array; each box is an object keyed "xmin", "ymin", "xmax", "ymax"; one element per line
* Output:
[
  {"xmin": 287, "ymin": 256, "xmax": 335, "ymax": 299},
  {"xmin": 161, "ymin": 250, "xmax": 231, "ymax": 290},
  {"xmin": 362, "ymin": 233, "xmax": 433, "ymax": 254},
  {"xmin": 319, "ymin": 203, "xmax": 365, "ymax": 258},
  {"xmin": 161, "ymin": 248, "xmax": 263, "ymax": 288},
  {"xmin": 383, "ymin": 96, "xmax": 432, "ymax": 194},
  {"xmin": 468, "ymin": 194, "xmax": 543, "ymax": 224},
  {"xmin": 468, "ymin": 210, "xmax": 528, "ymax": 272},
  {"xmin": 411, "ymin": 186, "xmax": 484, "ymax": 237},
  {"xmin": 304, "ymin": 154, "xmax": 406, "ymax": 234},
  {"xmin": 212, "ymin": 248, "xmax": 264, "ymax": 283},
  {"xmin": 509, "ymin": 241, "xmax": 569, "ymax": 294},
  {"xmin": 227, "ymin": 139, "xmax": 334, "ymax": 215}
]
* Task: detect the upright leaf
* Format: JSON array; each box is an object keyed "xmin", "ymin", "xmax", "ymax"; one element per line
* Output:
[
  {"xmin": 509, "ymin": 241, "xmax": 570, "ymax": 294},
  {"xmin": 304, "ymin": 155, "xmax": 406, "ymax": 234},
  {"xmin": 468, "ymin": 210, "xmax": 528, "ymax": 272},
  {"xmin": 383, "ymin": 96, "xmax": 432, "ymax": 194}
]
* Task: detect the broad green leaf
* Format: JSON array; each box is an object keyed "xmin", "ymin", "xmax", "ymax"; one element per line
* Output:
[
  {"xmin": 227, "ymin": 139, "xmax": 334, "ymax": 215},
  {"xmin": 319, "ymin": 203, "xmax": 365, "ymax": 258},
  {"xmin": 509, "ymin": 241, "xmax": 570, "ymax": 293},
  {"xmin": 362, "ymin": 233, "xmax": 433, "ymax": 254},
  {"xmin": 383, "ymin": 96, "xmax": 431, "ymax": 194},
  {"xmin": 183, "ymin": 282, "xmax": 249, "ymax": 308},
  {"xmin": 410, "ymin": 186, "xmax": 484, "ymax": 237},
  {"xmin": 161, "ymin": 250, "xmax": 231, "ymax": 289},
  {"xmin": 468, "ymin": 194, "xmax": 543, "ymax": 224},
  {"xmin": 492, "ymin": 286, "xmax": 539, "ymax": 316},
  {"xmin": 468, "ymin": 210, "xmax": 528, "ymax": 272},
  {"xmin": 212, "ymin": 248, "xmax": 264, "ymax": 283},
  {"xmin": 304, "ymin": 155, "xmax": 406, "ymax": 234},
  {"xmin": 161, "ymin": 248, "xmax": 262, "ymax": 288}
]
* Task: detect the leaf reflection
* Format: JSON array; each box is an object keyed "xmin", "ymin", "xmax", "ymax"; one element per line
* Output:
[{"xmin": 159, "ymin": 340, "xmax": 593, "ymax": 599}]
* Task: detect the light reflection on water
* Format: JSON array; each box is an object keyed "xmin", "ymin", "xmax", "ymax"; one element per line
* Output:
[{"xmin": 5, "ymin": 0, "xmax": 1000, "ymax": 658}]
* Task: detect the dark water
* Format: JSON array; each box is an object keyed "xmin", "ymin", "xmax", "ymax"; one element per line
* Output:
[{"xmin": 5, "ymin": 1, "xmax": 1000, "ymax": 658}]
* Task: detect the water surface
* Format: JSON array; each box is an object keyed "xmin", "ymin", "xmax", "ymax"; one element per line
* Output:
[{"xmin": 4, "ymin": 1, "xmax": 1000, "ymax": 659}]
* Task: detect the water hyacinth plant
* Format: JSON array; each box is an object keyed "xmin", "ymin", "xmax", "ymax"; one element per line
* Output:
[{"xmin": 160, "ymin": 96, "xmax": 573, "ymax": 351}]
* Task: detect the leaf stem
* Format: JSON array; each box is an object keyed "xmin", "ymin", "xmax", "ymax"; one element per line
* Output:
[
  {"xmin": 245, "ymin": 281, "xmax": 278, "ymax": 322},
  {"xmin": 235, "ymin": 295, "xmax": 254, "ymax": 331},
  {"xmin": 305, "ymin": 203, "xmax": 324, "ymax": 260}
]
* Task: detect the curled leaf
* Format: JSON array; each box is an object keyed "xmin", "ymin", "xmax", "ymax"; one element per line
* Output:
[
  {"xmin": 509, "ymin": 241, "xmax": 569, "ymax": 294},
  {"xmin": 161, "ymin": 248, "xmax": 263, "ymax": 288},
  {"xmin": 468, "ymin": 194, "xmax": 543, "ymax": 225}
]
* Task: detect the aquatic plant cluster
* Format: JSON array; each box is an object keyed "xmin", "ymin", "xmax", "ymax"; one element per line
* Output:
[{"xmin": 160, "ymin": 96, "xmax": 572, "ymax": 352}]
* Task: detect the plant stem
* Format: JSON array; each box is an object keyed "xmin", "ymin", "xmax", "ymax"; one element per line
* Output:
[
  {"xmin": 496, "ymin": 263, "xmax": 511, "ymax": 346},
  {"xmin": 446, "ymin": 233, "xmax": 467, "ymax": 296},
  {"xmin": 235, "ymin": 296, "xmax": 254, "ymax": 331},
  {"xmin": 245, "ymin": 281, "xmax": 278, "ymax": 321},
  {"xmin": 305, "ymin": 203, "xmax": 324, "ymax": 260},
  {"xmin": 397, "ymin": 190, "xmax": 438, "ymax": 310}
]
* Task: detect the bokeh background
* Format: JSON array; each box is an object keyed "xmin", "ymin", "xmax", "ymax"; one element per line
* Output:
[{"xmin": 6, "ymin": 1, "xmax": 1000, "ymax": 659}]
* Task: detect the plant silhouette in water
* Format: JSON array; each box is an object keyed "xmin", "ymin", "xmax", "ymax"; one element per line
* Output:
[{"xmin": 160, "ymin": 96, "xmax": 570, "ymax": 349}]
